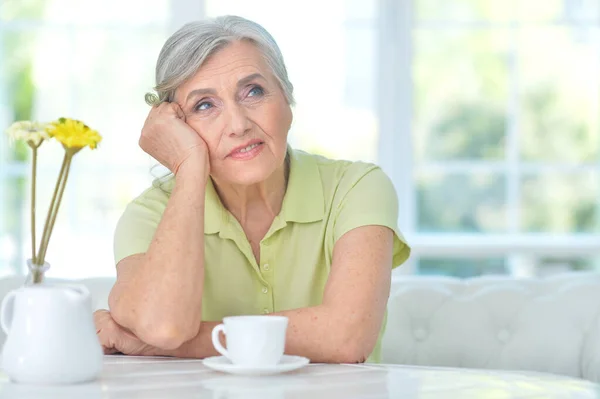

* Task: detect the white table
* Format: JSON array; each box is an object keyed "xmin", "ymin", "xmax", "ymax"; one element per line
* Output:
[{"xmin": 0, "ymin": 356, "xmax": 598, "ymax": 398}]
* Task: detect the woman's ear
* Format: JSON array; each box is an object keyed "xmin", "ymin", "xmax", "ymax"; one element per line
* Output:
[{"xmin": 286, "ymin": 104, "xmax": 294, "ymax": 131}]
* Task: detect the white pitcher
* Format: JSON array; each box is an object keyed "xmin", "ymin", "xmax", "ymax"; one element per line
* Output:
[{"xmin": 0, "ymin": 284, "xmax": 103, "ymax": 384}]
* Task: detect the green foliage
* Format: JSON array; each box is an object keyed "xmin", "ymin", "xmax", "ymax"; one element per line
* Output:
[
  {"xmin": 6, "ymin": 61, "xmax": 35, "ymax": 162},
  {"xmin": 417, "ymin": 173, "xmax": 506, "ymax": 233},
  {"xmin": 1, "ymin": 0, "xmax": 48, "ymax": 270},
  {"xmin": 430, "ymin": 102, "xmax": 506, "ymax": 160},
  {"xmin": 419, "ymin": 257, "xmax": 506, "ymax": 277},
  {"xmin": 521, "ymin": 84, "xmax": 597, "ymax": 162},
  {"xmin": 415, "ymin": 5, "xmax": 599, "ymax": 274},
  {"xmin": 0, "ymin": 0, "xmax": 47, "ymax": 21}
]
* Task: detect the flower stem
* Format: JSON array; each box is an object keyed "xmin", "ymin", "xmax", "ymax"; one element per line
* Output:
[
  {"xmin": 39, "ymin": 152, "xmax": 73, "ymax": 263},
  {"xmin": 37, "ymin": 151, "xmax": 69, "ymax": 265},
  {"xmin": 32, "ymin": 267, "xmax": 43, "ymax": 284},
  {"xmin": 30, "ymin": 145, "xmax": 38, "ymax": 264}
]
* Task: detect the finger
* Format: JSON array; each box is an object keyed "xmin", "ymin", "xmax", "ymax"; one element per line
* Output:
[
  {"xmin": 170, "ymin": 102, "xmax": 187, "ymax": 121},
  {"xmin": 93, "ymin": 309, "xmax": 109, "ymax": 320},
  {"xmin": 97, "ymin": 329, "xmax": 109, "ymax": 345},
  {"xmin": 103, "ymin": 347, "xmax": 119, "ymax": 355},
  {"xmin": 99, "ymin": 336, "xmax": 118, "ymax": 355},
  {"xmin": 97, "ymin": 324, "xmax": 119, "ymax": 351},
  {"xmin": 94, "ymin": 313, "xmax": 110, "ymax": 330},
  {"xmin": 150, "ymin": 101, "xmax": 171, "ymax": 116},
  {"xmin": 93, "ymin": 309, "xmax": 108, "ymax": 317}
]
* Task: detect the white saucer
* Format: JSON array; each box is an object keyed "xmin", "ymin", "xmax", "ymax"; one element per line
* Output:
[{"xmin": 202, "ymin": 355, "xmax": 309, "ymax": 376}]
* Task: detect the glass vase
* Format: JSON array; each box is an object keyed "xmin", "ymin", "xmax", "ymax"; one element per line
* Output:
[{"xmin": 25, "ymin": 258, "xmax": 51, "ymax": 286}]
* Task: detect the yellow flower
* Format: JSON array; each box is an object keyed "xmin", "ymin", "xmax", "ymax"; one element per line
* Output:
[
  {"xmin": 5, "ymin": 121, "xmax": 52, "ymax": 147},
  {"xmin": 49, "ymin": 117, "xmax": 102, "ymax": 150}
]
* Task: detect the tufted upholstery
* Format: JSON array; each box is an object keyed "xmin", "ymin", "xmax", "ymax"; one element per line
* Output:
[
  {"xmin": 1, "ymin": 272, "xmax": 600, "ymax": 381},
  {"xmin": 383, "ymin": 272, "xmax": 600, "ymax": 381}
]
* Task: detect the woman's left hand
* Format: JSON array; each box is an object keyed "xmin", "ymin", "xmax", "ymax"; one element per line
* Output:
[{"xmin": 94, "ymin": 309, "xmax": 161, "ymax": 356}]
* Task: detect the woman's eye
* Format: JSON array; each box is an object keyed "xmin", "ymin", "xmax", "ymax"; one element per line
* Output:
[
  {"xmin": 247, "ymin": 86, "xmax": 264, "ymax": 98},
  {"xmin": 195, "ymin": 101, "xmax": 213, "ymax": 111}
]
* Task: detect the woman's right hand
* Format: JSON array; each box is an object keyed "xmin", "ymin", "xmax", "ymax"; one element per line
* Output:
[
  {"xmin": 140, "ymin": 102, "xmax": 209, "ymax": 176},
  {"xmin": 94, "ymin": 309, "xmax": 158, "ymax": 356}
]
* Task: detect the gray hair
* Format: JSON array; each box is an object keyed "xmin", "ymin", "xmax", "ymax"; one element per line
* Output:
[{"xmin": 145, "ymin": 15, "xmax": 294, "ymax": 106}]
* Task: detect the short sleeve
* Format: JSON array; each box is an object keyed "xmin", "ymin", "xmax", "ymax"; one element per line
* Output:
[
  {"xmin": 113, "ymin": 183, "xmax": 170, "ymax": 265},
  {"xmin": 332, "ymin": 166, "xmax": 410, "ymax": 268}
]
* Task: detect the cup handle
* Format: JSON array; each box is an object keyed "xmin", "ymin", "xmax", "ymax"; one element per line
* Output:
[
  {"xmin": 211, "ymin": 324, "xmax": 230, "ymax": 359},
  {"xmin": 1, "ymin": 291, "xmax": 17, "ymax": 334}
]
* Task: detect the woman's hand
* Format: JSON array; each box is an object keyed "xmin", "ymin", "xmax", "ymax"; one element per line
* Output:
[
  {"xmin": 140, "ymin": 102, "xmax": 210, "ymax": 176},
  {"xmin": 94, "ymin": 309, "xmax": 160, "ymax": 356}
]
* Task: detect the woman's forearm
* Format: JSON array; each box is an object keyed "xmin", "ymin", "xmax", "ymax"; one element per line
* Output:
[
  {"xmin": 161, "ymin": 305, "xmax": 377, "ymax": 363},
  {"xmin": 278, "ymin": 306, "xmax": 375, "ymax": 363},
  {"xmin": 110, "ymin": 159, "xmax": 208, "ymax": 349}
]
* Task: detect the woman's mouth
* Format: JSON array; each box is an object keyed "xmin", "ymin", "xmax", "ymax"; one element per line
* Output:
[
  {"xmin": 228, "ymin": 140, "xmax": 265, "ymax": 160},
  {"xmin": 238, "ymin": 142, "xmax": 261, "ymax": 153}
]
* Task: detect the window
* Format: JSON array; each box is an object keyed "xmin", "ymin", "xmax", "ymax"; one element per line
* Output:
[
  {"xmin": 381, "ymin": 0, "xmax": 600, "ymax": 276},
  {"xmin": 1, "ymin": 0, "xmax": 598, "ymax": 279},
  {"xmin": 204, "ymin": 0, "xmax": 380, "ymax": 162},
  {"xmin": 0, "ymin": 0, "xmax": 200, "ymax": 278},
  {"xmin": 1, "ymin": 0, "xmax": 382, "ymax": 278}
]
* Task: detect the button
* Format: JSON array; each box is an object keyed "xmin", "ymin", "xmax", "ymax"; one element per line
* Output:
[
  {"xmin": 263, "ymin": 264, "xmax": 270, "ymax": 271},
  {"xmin": 497, "ymin": 329, "xmax": 510, "ymax": 343},
  {"xmin": 262, "ymin": 287, "xmax": 269, "ymax": 294},
  {"xmin": 413, "ymin": 328, "xmax": 428, "ymax": 341},
  {"xmin": 263, "ymin": 308, "xmax": 270, "ymax": 314}
]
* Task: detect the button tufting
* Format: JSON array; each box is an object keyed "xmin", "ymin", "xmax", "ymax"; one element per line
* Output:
[
  {"xmin": 414, "ymin": 328, "xmax": 428, "ymax": 341},
  {"xmin": 497, "ymin": 329, "xmax": 511, "ymax": 343}
]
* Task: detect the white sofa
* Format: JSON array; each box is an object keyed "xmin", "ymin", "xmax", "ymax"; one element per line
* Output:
[
  {"xmin": 383, "ymin": 272, "xmax": 600, "ymax": 382},
  {"xmin": 1, "ymin": 272, "xmax": 600, "ymax": 381}
]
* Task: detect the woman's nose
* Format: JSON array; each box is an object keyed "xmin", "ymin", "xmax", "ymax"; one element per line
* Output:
[{"xmin": 225, "ymin": 104, "xmax": 252, "ymax": 137}]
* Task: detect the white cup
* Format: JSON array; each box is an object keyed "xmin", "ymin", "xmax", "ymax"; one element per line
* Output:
[{"xmin": 211, "ymin": 315, "xmax": 288, "ymax": 367}]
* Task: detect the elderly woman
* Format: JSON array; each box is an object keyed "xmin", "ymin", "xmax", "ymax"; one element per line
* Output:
[{"xmin": 94, "ymin": 15, "xmax": 410, "ymax": 364}]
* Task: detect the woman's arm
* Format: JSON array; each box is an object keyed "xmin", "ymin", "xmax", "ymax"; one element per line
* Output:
[
  {"xmin": 109, "ymin": 159, "xmax": 207, "ymax": 349},
  {"xmin": 282, "ymin": 225, "xmax": 393, "ymax": 362},
  {"xmin": 100, "ymin": 225, "xmax": 392, "ymax": 362},
  {"xmin": 161, "ymin": 225, "xmax": 393, "ymax": 363},
  {"xmin": 108, "ymin": 103, "xmax": 210, "ymax": 350}
]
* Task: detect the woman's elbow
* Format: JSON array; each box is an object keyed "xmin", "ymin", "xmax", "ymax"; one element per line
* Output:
[
  {"xmin": 328, "ymin": 329, "xmax": 376, "ymax": 364},
  {"xmin": 141, "ymin": 322, "xmax": 199, "ymax": 350},
  {"xmin": 333, "ymin": 341, "xmax": 371, "ymax": 364},
  {"xmin": 108, "ymin": 291, "xmax": 200, "ymax": 350},
  {"xmin": 122, "ymin": 315, "xmax": 200, "ymax": 350}
]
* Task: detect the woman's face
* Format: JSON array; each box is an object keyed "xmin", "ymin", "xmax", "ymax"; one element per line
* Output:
[{"xmin": 174, "ymin": 40, "xmax": 292, "ymax": 186}]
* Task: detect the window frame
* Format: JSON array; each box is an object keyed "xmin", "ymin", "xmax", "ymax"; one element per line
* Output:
[
  {"xmin": 1, "ymin": 0, "xmax": 599, "ymax": 277},
  {"xmin": 0, "ymin": 0, "xmax": 206, "ymax": 275},
  {"xmin": 377, "ymin": 0, "xmax": 600, "ymax": 275}
]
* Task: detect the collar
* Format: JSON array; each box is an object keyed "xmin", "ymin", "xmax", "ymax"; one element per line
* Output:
[
  {"xmin": 280, "ymin": 148, "xmax": 325, "ymax": 223},
  {"xmin": 203, "ymin": 147, "xmax": 325, "ymax": 235},
  {"xmin": 204, "ymin": 177, "xmax": 225, "ymax": 234}
]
